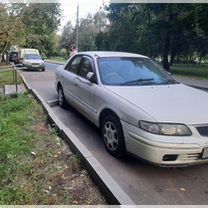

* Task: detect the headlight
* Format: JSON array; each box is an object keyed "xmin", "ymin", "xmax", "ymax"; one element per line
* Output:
[
  {"xmin": 139, "ymin": 121, "xmax": 192, "ymax": 136},
  {"xmin": 26, "ymin": 62, "xmax": 31, "ymax": 65}
]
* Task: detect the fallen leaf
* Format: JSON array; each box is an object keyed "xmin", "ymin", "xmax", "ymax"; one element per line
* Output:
[
  {"xmin": 72, "ymin": 200, "xmax": 78, "ymax": 205},
  {"xmin": 180, "ymin": 188, "xmax": 186, "ymax": 192},
  {"xmin": 31, "ymin": 152, "xmax": 36, "ymax": 156}
]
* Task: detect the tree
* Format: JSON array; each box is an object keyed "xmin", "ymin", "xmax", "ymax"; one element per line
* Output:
[
  {"xmin": 50, "ymin": 32, "xmax": 61, "ymax": 57},
  {"xmin": 0, "ymin": 3, "xmax": 61, "ymax": 61},
  {"xmin": 60, "ymin": 21, "xmax": 75, "ymax": 55},
  {"xmin": 78, "ymin": 11, "xmax": 108, "ymax": 51},
  {"xmin": 98, "ymin": 3, "xmax": 208, "ymax": 71},
  {"xmin": 0, "ymin": 3, "xmax": 24, "ymax": 62},
  {"xmin": 21, "ymin": 3, "xmax": 61, "ymax": 56},
  {"xmin": 104, "ymin": 4, "xmax": 139, "ymax": 52}
]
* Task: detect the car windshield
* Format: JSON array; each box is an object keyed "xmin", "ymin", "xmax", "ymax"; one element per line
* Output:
[
  {"xmin": 25, "ymin": 54, "xmax": 41, "ymax": 60},
  {"xmin": 10, "ymin": 52, "xmax": 18, "ymax": 56},
  {"xmin": 97, "ymin": 57, "xmax": 176, "ymax": 86}
]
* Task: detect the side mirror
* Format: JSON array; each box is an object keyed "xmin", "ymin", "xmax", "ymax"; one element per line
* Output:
[{"xmin": 86, "ymin": 72, "xmax": 95, "ymax": 83}]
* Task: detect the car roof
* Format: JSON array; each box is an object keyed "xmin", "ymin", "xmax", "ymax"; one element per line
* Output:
[{"xmin": 78, "ymin": 51, "xmax": 149, "ymax": 59}]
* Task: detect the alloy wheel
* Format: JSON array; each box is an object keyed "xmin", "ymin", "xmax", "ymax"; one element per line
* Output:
[{"xmin": 103, "ymin": 121, "xmax": 119, "ymax": 151}]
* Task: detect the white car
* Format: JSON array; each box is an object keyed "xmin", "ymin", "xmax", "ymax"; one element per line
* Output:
[
  {"xmin": 20, "ymin": 54, "xmax": 45, "ymax": 71},
  {"xmin": 55, "ymin": 51, "xmax": 208, "ymax": 166}
]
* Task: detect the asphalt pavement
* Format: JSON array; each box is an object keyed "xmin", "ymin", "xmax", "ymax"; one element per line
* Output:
[
  {"xmin": 19, "ymin": 62, "xmax": 208, "ymax": 205},
  {"xmin": 173, "ymin": 75, "xmax": 208, "ymax": 91}
]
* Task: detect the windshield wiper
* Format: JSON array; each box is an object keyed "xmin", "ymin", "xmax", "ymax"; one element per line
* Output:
[{"xmin": 120, "ymin": 78, "xmax": 154, "ymax": 86}]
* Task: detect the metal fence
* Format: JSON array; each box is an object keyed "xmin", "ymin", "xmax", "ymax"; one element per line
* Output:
[{"xmin": 0, "ymin": 65, "xmax": 18, "ymax": 93}]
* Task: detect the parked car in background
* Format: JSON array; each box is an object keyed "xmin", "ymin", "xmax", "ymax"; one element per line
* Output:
[
  {"xmin": 19, "ymin": 48, "xmax": 40, "ymax": 59},
  {"xmin": 18, "ymin": 48, "xmax": 45, "ymax": 71},
  {"xmin": 55, "ymin": 51, "xmax": 208, "ymax": 166},
  {"xmin": 20, "ymin": 53, "xmax": 45, "ymax": 71},
  {"xmin": 9, "ymin": 51, "xmax": 19, "ymax": 64}
]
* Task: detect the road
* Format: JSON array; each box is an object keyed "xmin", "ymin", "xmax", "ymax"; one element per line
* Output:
[{"xmin": 20, "ymin": 62, "xmax": 208, "ymax": 205}]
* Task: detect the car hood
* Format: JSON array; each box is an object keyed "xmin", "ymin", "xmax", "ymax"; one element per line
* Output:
[
  {"xmin": 25, "ymin": 59, "xmax": 44, "ymax": 64},
  {"xmin": 105, "ymin": 84, "xmax": 208, "ymax": 125}
]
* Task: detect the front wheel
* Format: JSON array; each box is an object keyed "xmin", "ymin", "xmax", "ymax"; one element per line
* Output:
[
  {"xmin": 101, "ymin": 115, "xmax": 126, "ymax": 158},
  {"xmin": 58, "ymin": 86, "xmax": 67, "ymax": 108}
]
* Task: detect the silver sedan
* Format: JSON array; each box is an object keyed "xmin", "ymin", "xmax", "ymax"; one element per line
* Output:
[{"xmin": 55, "ymin": 51, "xmax": 208, "ymax": 166}]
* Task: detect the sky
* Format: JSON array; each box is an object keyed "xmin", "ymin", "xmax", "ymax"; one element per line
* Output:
[{"xmin": 59, "ymin": 0, "xmax": 109, "ymax": 31}]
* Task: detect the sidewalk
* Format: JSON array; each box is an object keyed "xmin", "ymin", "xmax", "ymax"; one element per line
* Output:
[
  {"xmin": 173, "ymin": 75, "xmax": 208, "ymax": 90},
  {"xmin": 4, "ymin": 84, "xmax": 26, "ymax": 95}
]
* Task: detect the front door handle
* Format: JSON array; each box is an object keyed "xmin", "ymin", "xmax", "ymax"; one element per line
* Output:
[
  {"xmin": 74, "ymin": 82, "xmax": 79, "ymax": 87},
  {"xmin": 74, "ymin": 77, "xmax": 80, "ymax": 87},
  {"xmin": 75, "ymin": 76, "xmax": 91, "ymax": 85}
]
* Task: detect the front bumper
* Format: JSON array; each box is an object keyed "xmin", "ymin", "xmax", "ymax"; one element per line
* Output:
[
  {"xmin": 24, "ymin": 64, "xmax": 45, "ymax": 70},
  {"xmin": 122, "ymin": 121, "xmax": 208, "ymax": 166}
]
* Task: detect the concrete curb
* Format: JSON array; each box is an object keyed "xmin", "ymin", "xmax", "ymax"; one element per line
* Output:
[
  {"xmin": 20, "ymin": 72, "xmax": 32, "ymax": 91},
  {"xmin": 186, "ymin": 84, "xmax": 208, "ymax": 91},
  {"xmin": 18, "ymin": 71, "xmax": 135, "ymax": 205}
]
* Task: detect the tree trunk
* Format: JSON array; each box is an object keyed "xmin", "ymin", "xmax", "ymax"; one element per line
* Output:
[
  {"xmin": 163, "ymin": 32, "xmax": 171, "ymax": 71},
  {"xmin": 147, "ymin": 9, "xmax": 152, "ymax": 57},
  {"xmin": 162, "ymin": 13, "xmax": 176, "ymax": 71},
  {"xmin": 170, "ymin": 33, "xmax": 181, "ymax": 66},
  {"xmin": 1, "ymin": 41, "xmax": 8, "ymax": 63},
  {"xmin": 199, "ymin": 55, "xmax": 202, "ymax": 65},
  {"xmin": 170, "ymin": 52, "xmax": 176, "ymax": 66}
]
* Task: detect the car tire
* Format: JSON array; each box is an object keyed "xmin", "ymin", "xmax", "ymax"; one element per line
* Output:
[
  {"xmin": 42, "ymin": 68, "xmax": 45, "ymax": 72},
  {"xmin": 101, "ymin": 114, "xmax": 126, "ymax": 158},
  {"xmin": 58, "ymin": 85, "xmax": 67, "ymax": 108}
]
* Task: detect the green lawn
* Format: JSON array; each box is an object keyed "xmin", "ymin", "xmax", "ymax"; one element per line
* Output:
[
  {"xmin": 171, "ymin": 64, "xmax": 208, "ymax": 80},
  {"xmin": 46, "ymin": 57, "xmax": 67, "ymax": 63},
  {"xmin": 0, "ymin": 93, "xmax": 105, "ymax": 204}
]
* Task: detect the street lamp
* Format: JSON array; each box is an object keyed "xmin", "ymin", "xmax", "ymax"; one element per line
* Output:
[{"xmin": 76, "ymin": 0, "xmax": 79, "ymax": 52}]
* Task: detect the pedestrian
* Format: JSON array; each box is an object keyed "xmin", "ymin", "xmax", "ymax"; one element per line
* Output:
[{"xmin": 70, "ymin": 46, "xmax": 77, "ymax": 58}]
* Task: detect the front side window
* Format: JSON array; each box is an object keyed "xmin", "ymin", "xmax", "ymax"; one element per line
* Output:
[
  {"xmin": 78, "ymin": 57, "xmax": 93, "ymax": 79},
  {"xmin": 65, "ymin": 56, "xmax": 82, "ymax": 74},
  {"xmin": 97, "ymin": 57, "xmax": 176, "ymax": 86}
]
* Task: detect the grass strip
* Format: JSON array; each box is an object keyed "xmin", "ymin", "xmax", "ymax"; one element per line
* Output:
[
  {"xmin": 171, "ymin": 65, "xmax": 208, "ymax": 80},
  {"xmin": 46, "ymin": 57, "xmax": 66, "ymax": 64},
  {"xmin": 0, "ymin": 93, "xmax": 106, "ymax": 205}
]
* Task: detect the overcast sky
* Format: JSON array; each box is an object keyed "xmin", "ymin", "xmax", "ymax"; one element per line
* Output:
[{"xmin": 59, "ymin": 0, "xmax": 109, "ymax": 31}]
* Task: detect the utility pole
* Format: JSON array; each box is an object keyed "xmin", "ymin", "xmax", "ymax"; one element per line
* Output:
[{"xmin": 76, "ymin": 1, "xmax": 79, "ymax": 52}]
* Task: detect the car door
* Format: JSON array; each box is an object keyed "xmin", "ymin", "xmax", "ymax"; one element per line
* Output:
[
  {"xmin": 61, "ymin": 55, "xmax": 82, "ymax": 104},
  {"xmin": 73, "ymin": 56, "xmax": 98, "ymax": 122}
]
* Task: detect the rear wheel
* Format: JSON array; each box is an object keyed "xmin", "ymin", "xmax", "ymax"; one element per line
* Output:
[
  {"xmin": 101, "ymin": 114, "xmax": 126, "ymax": 158},
  {"xmin": 58, "ymin": 85, "xmax": 67, "ymax": 108}
]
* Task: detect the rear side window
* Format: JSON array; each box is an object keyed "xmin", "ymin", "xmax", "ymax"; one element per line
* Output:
[{"xmin": 65, "ymin": 56, "xmax": 82, "ymax": 74}]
